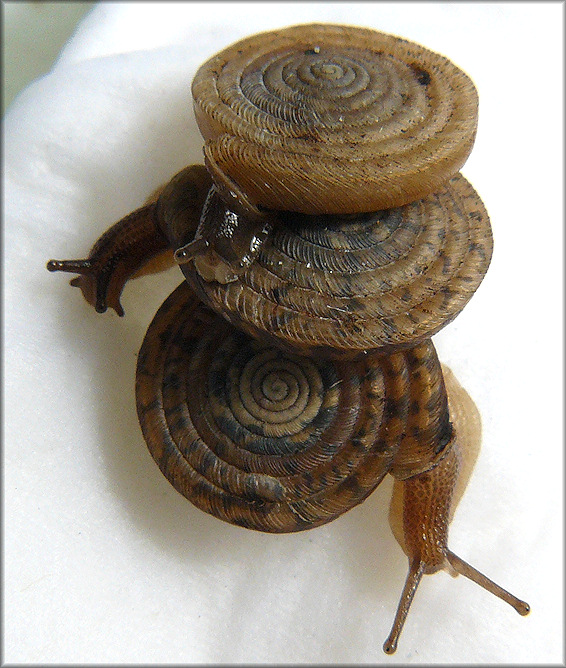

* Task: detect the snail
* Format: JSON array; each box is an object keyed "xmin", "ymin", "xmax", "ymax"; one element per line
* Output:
[
  {"xmin": 174, "ymin": 171, "xmax": 493, "ymax": 358},
  {"xmin": 191, "ymin": 23, "xmax": 478, "ymax": 216},
  {"xmin": 48, "ymin": 23, "xmax": 481, "ymax": 293},
  {"xmin": 46, "ymin": 23, "xmax": 529, "ymax": 654},
  {"xmin": 136, "ymin": 282, "xmax": 529, "ymax": 653},
  {"xmin": 47, "ymin": 164, "xmax": 492, "ymax": 358}
]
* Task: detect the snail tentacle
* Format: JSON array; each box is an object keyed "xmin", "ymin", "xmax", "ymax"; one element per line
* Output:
[
  {"xmin": 174, "ymin": 237, "xmax": 210, "ymax": 264},
  {"xmin": 383, "ymin": 559, "xmax": 425, "ymax": 654},
  {"xmin": 444, "ymin": 551, "xmax": 530, "ymax": 616},
  {"xmin": 46, "ymin": 202, "xmax": 170, "ymax": 316}
]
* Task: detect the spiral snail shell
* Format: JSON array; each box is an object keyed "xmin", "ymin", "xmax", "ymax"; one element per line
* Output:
[
  {"xmin": 192, "ymin": 23, "xmax": 478, "ymax": 216},
  {"xmin": 169, "ymin": 172, "xmax": 492, "ymax": 359},
  {"xmin": 134, "ymin": 281, "xmax": 529, "ymax": 649},
  {"xmin": 136, "ymin": 282, "xmax": 452, "ymax": 532},
  {"xmin": 173, "ymin": 23, "xmax": 483, "ymax": 289}
]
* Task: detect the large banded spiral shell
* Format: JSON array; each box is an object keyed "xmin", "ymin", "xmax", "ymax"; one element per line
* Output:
[
  {"xmin": 192, "ymin": 23, "xmax": 479, "ymax": 215},
  {"xmin": 136, "ymin": 283, "xmax": 453, "ymax": 532},
  {"xmin": 167, "ymin": 173, "xmax": 492, "ymax": 359}
]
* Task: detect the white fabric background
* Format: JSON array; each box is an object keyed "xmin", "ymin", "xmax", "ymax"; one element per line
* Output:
[{"xmin": 4, "ymin": 2, "xmax": 564, "ymax": 663}]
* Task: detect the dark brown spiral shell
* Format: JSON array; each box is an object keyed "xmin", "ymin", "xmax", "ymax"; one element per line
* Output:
[
  {"xmin": 170, "ymin": 173, "xmax": 492, "ymax": 359},
  {"xmin": 192, "ymin": 23, "xmax": 478, "ymax": 214},
  {"xmin": 135, "ymin": 283, "xmax": 451, "ymax": 532}
]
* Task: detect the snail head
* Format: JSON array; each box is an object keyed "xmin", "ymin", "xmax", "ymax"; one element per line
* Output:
[{"xmin": 173, "ymin": 186, "xmax": 272, "ymax": 284}]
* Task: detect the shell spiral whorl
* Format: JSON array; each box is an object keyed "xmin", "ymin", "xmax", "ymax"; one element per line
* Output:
[
  {"xmin": 192, "ymin": 23, "xmax": 479, "ymax": 214},
  {"xmin": 136, "ymin": 283, "xmax": 451, "ymax": 532},
  {"xmin": 170, "ymin": 174, "xmax": 492, "ymax": 359}
]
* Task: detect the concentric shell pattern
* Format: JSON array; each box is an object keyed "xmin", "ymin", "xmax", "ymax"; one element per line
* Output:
[
  {"xmin": 136, "ymin": 284, "xmax": 452, "ymax": 532},
  {"xmin": 192, "ymin": 23, "xmax": 479, "ymax": 214},
  {"xmin": 137, "ymin": 26, "xmax": 490, "ymax": 533},
  {"xmin": 171, "ymin": 173, "xmax": 492, "ymax": 359}
]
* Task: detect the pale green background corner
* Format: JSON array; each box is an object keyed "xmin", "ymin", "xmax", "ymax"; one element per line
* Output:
[{"xmin": 2, "ymin": 0, "xmax": 95, "ymax": 115}]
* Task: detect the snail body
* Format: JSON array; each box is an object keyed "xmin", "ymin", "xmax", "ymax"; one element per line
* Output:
[
  {"xmin": 136, "ymin": 282, "xmax": 529, "ymax": 653},
  {"xmin": 46, "ymin": 23, "xmax": 529, "ymax": 655}
]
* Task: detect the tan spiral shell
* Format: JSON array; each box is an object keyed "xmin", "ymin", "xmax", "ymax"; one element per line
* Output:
[
  {"xmin": 192, "ymin": 23, "xmax": 478, "ymax": 214},
  {"xmin": 135, "ymin": 283, "xmax": 452, "ymax": 532},
  {"xmin": 168, "ymin": 173, "xmax": 492, "ymax": 359}
]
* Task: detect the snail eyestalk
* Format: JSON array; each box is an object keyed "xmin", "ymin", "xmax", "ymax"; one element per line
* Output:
[
  {"xmin": 46, "ymin": 259, "xmax": 92, "ymax": 274},
  {"xmin": 46, "ymin": 258, "xmax": 111, "ymax": 313},
  {"xmin": 445, "ymin": 550, "xmax": 530, "ymax": 616},
  {"xmin": 47, "ymin": 257, "xmax": 114, "ymax": 314},
  {"xmin": 174, "ymin": 237, "xmax": 210, "ymax": 265},
  {"xmin": 383, "ymin": 551, "xmax": 530, "ymax": 655},
  {"xmin": 383, "ymin": 560, "xmax": 425, "ymax": 655}
]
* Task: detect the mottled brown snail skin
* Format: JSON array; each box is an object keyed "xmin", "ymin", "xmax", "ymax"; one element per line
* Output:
[
  {"xmin": 136, "ymin": 282, "xmax": 529, "ymax": 654},
  {"xmin": 47, "ymin": 165, "xmax": 212, "ymax": 315},
  {"xmin": 193, "ymin": 23, "xmax": 479, "ymax": 216}
]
